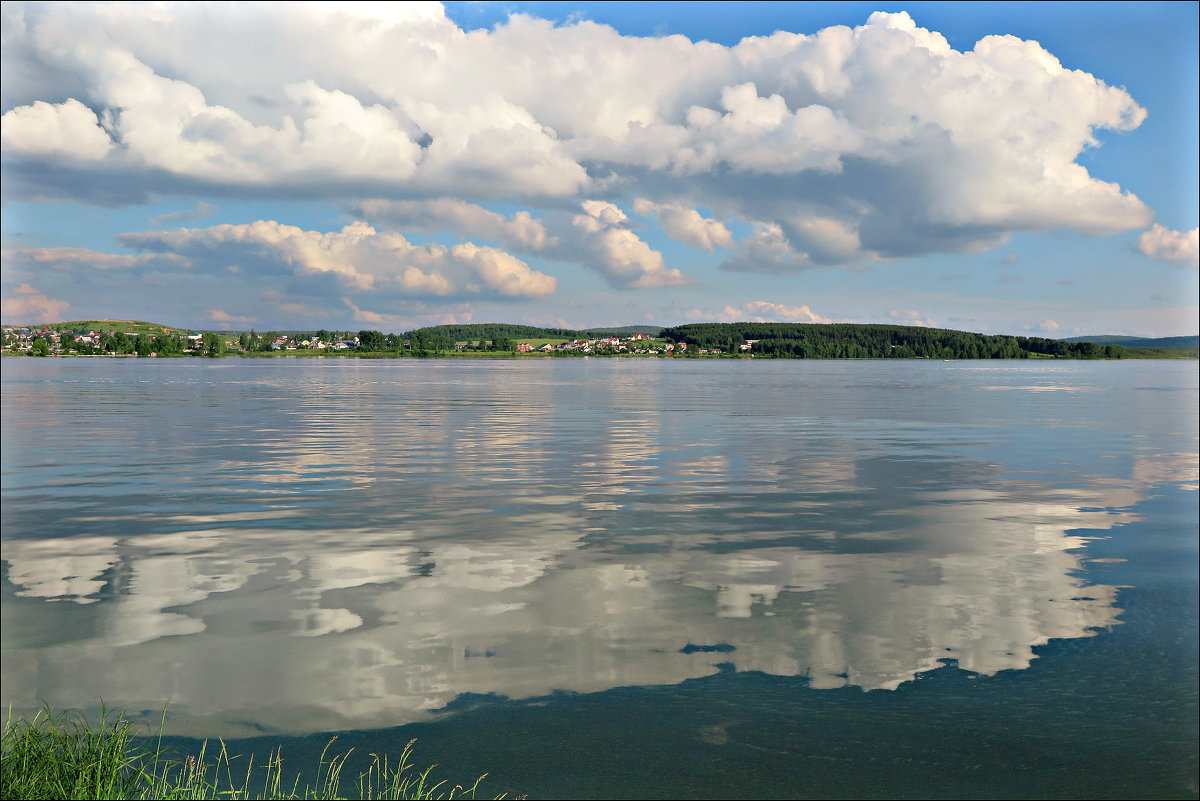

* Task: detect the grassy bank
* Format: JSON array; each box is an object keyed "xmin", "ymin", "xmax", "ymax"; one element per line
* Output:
[{"xmin": 1, "ymin": 705, "xmax": 507, "ymax": 800}]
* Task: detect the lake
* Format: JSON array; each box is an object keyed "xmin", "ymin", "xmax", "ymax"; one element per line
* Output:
[{"xmin": 1, "ymin": 357, "xmax": 1196, "ymax": 798}]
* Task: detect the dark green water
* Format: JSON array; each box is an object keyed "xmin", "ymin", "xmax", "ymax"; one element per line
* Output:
[{"xmin": 2, "ymin": 358, "xmax": 1196, "ymax": 798}]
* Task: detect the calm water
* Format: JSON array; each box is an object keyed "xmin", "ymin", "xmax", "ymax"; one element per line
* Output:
[{"xmin": 2, "ymin": 358, "xmax": 1196, "ymax": 798}]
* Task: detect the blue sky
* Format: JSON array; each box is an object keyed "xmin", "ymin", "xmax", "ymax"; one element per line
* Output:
[{"xmin": 2, "ymin": 1, "xmax": 1196, "ymax": 335}]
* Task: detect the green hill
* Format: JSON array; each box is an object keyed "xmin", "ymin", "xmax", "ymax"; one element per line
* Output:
[
  {"xmin": 34, "ymin": 320, "xmax": 192, "ymax": 336},
  {"xmin": 1061, "ymin": 334, "xmax": 1198, "ymax": 350},
  {"xmin": 658, "ymin": 322, "xmax": 1140, "ymax": 359}
]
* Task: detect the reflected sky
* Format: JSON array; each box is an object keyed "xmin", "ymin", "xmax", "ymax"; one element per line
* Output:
[{"xmin": 2, "ymin": 359, "xmax": 1196, "ymax": 737}]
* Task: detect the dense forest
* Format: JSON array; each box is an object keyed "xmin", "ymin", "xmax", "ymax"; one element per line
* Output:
[{"xmin": 658, "ymin": 323, "xmax": 1130, "ymax": 359}]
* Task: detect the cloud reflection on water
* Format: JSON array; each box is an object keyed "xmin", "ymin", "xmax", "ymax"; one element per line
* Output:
[{"xmin": 1, "ymin": 360, "xmax": 1195, "ymax": 737}]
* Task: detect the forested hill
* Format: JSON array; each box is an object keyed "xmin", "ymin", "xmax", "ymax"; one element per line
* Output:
[
  {"xmin": 658, "ymin": 322, "xmax": 1130, "ymax": 359},
  {"xmin": 404, "ymin": 323, "xmax": 663, "ymax": 341},
  {"xmin": 1061, "ymin": 334, "xmax": 1199, "ymax": 350}
]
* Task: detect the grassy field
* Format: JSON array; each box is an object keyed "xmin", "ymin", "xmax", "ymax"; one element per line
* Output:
[
  {"xmin": 1, "ymin": 705, "xmax": 506, "ymax": 800},
  {"xmin": 36, "ymin": 320, "xmax": 193, "ymax": 337}
]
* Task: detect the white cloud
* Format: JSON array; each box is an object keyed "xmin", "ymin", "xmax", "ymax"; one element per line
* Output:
[
  {"xmin": 0, "ymin": 98, "xmax": 112, "ymax": 160},
  {"xmin": 353, "ymin": 197, "xmax": 688, "ymax": 289},
  {"xmin": 568, "ymin": 201, "xmax": 690, "ymax": 288},
  {"xmin": 450, "ymin": 241, "xmax": 557, "ymax": 297},
  {"xmin": 342, "ymin": 298, "xmax": 400, "ymax": 326},
  {"xmin": 0, "ymin": 4, "xmax": 1156, "ymax": 265},
  {"xmin": 580, "ymin": 82, "xmax": 866, "ymax": 177},
  {"xmin": 1137, "ymin": 224, "xmax": 1200, "ymax": 268},
  {"xmin": 633, "ymin": 199, "xmax": 733, "ymax": 250},
  {"xmin": 207, "ymin": 309, "xmax": 255, "ymax": 327},
  {"xmin": 889, "ymin": 309, "xmax": 938, "ymax": 328},
  {"xmin": 1, "ymin": 283, "xmax": 70, "ymax": 322},
  {"xmin": 352, "ymin": 198, "xmax": 550, "ymax": 251},
  {"xmin": 117, "ymin": 220, "xmax": 556, "ymax": 299},
  {"xmin": 714, "ymin": 301, "xmax": 832, "ymax": 324}
]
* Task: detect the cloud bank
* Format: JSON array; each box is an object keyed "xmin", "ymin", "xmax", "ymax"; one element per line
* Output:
[
  {"xmin": 0, "ymin": 283, "xmax": 69, "ymax": 322},
  {"xmin": 117, "ymin": 221, "xmax": 557, "ymax": 300},
  {"xmin": 2, "ymin": 3, "xmax": 1155, "ymax": 273}
]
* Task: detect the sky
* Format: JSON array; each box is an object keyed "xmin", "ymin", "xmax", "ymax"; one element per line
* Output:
[{"xmin": 1, "ymin": 1, "xmax": 1197, "ymax": 336}]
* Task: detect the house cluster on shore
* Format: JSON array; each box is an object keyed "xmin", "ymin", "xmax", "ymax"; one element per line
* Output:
[
  {"xmin": 4, "ymin": 325, "xmax": 766, "ymax": 357},
  {"xmin": 0, "ymin": 326, "xmax": 361, "ymax": 355},
  {"xmin": 3, "ymin": 326, "xmax": 62, "ymax": 353},
  {"xmin": 512, "ymin": 333, "xmax": 731, "ymax": 355},
  {"xmin": 265, "ymin": 335, "xmax": 359, "ymax": 351},
  {"xmin": 0, "ymin": 325, "xmax": 202, "ymax": 355}
]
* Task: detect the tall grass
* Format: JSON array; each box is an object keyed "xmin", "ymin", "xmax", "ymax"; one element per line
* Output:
[{"xmin": 1, "ymin": 705, "xmax": 504, "ymax": 800}]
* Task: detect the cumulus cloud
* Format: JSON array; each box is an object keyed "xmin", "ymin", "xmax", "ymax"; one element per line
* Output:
[
  {"xmin": 0, "ymin": 98, "xmax": 112, "ymax": 160},
  {"xmin": 117, "ymin": 220, "xmax": 557, "ymax": 299},
  {"xmin": 713, "ymin": 300, "xmax": 832, "ymax": 324},
  {"xmin": 351, "ymin": 198, "xmax": 550, "ymax": 251},
  {"xmin": 207, "ymin": 309, "xmax": 255, "ymax": 326},
  {"xmin": 351, "ymin": 197, "xmax": 686, "ymax": 289},
  {"xmin": 1137, "ymin": 224, "xmax": 1199, "ymax": 268},
  {"xmin": 568, "ymin": 201, "xmax": 689, "ymax": 288},
  {"xmin": 889, "ymin": 309, "xmax": 938, "ymax": 328},
  {"xmin": 633, "ymin": 199, "xmax": 733, "ymax": 250},
  {"xmin": 1, "ymin": 283, "xmax": 70, "ymax": 322},
  {"xmin": 0, "ymin": 3, "xmax": 1156, "ymax": 266}
]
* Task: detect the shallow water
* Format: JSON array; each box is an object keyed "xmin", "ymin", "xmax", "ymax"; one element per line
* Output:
[{"xmin": 2, "ymin": 358, "xmax": 1196, "ymax": 797}]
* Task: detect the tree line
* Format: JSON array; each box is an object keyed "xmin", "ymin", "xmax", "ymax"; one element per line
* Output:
[
  {"xmin": 657, "ymin": 323, "xmax": 1128, "ymax": 359},
  {"xmin": 55, "ymin": 332, "xmax": 194, "ymax": 357}
]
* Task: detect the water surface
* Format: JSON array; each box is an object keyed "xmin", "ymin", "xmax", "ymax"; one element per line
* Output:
[{"xmin": 2, "ymin": 358, "xmax": 1196, "ymax": 797}]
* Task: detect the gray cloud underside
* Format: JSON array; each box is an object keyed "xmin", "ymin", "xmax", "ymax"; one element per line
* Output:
[{"xmin": 1, "ymin": 3, "xmax": 1154, "ymax": 271}]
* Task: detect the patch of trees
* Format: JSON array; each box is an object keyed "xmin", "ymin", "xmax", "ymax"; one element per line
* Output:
[
  {"xmin": 357, "ymin": 330, "xmax": 387, "ymax": 351},
  {"xmin": 55, "ymin": 331, "xmax": 188, "ymax": 356},
  {"xmin": 657, "ymin": 323, "xmax": 1128, "ymax": 360},
  {"xmin": 341, "ymin": 326, "xmax": 517, "ymax": 354},
  {"xmin": 200, "ymin": 332, "xmax": 225, "ymax": 358}
]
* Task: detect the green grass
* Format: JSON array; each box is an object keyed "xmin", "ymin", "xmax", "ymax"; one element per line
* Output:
[
  {"xmin": 2, "ymin": 705, "xmax": 508, "ymax": 800},
  {"xmin": 39, "ymin": 320, "xmax": 191, "ymax": 337}
]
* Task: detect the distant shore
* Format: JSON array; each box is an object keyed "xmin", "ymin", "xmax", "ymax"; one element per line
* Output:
[{"xmin": 5, "ymin": 320, "xmax": 1197, "ymax": 360}]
